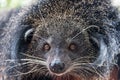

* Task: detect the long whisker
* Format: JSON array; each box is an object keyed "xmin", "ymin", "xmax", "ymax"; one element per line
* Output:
[
  {"xmin": 6, "ymin": 62, "xmax": 35, "ymax": 72},
  {"xmin": 89, "ymin": 63, "xmax": 104, "ymax": 78},
  {"xmin": 19, "ymin": 59, "xmax": 46, "ymax": 64},
  {"xmin": 6, "ymin": 58, "xmax": 46, "ymax": 72},
  {"xmin": 73, "ymin": 56, "xmax": 96, "ymax": 62},
  {"xmin": 33, "ymin": 34, "xmax": 48, "ymax": 42},
  {"xmin": 71, "ymin": 61, "xmax": 105, "ymax": 78},
  {"xmin": 15, "ymin": 65, "xmax": 38, "ymax": 74},
  {"xmin": 5, "ymin": 58, "xmax": 46, "ymax": 64},
  {"xmin": 71, "ymin": 25, "xmax": 99, "ymax": 40},
  {"xmin": 20, "ymin": 53, "xmax": 45, "ymax": 61},
  {"xmin": 10, "ymin": 66, "xmax": 47, "ymax": 77},
  {"xmin": 71, "ymin": 69, "xmax": 86, "ymax": 79}
]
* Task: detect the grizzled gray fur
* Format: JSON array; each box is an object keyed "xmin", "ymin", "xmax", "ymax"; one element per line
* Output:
[{"xmin": 0, "ymin": 0, "xmax": 120, "ymax": 80}]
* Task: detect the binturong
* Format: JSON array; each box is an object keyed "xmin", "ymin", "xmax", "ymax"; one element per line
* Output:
[{"xmin": 0, "ymin": 0, "xmax": 120, "ymax": 80}]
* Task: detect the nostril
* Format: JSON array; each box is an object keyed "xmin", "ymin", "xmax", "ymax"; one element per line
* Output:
[{"xmin": 49, "ymin": 62, "xmax": 65, "ymax": 73}]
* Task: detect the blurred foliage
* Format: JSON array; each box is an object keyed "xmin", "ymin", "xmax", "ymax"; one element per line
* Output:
[{"xmin": 0, "ymin": 0, "xmax": 31, "ymax": 10}]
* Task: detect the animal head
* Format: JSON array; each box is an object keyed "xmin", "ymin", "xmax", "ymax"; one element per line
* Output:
[{"xmin": 3, "ymin": 0, "xmax": 120, "ymax": 79}]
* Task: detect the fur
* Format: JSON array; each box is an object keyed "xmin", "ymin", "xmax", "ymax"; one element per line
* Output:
[{"xmin": 0, "ymin": 0, "xmax": 120, "ymax": 80}]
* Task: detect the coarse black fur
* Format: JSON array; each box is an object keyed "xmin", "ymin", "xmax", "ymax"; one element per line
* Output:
[{"xmin": 0, "ymin": 0, "xmax": 120, "ymax": 80}]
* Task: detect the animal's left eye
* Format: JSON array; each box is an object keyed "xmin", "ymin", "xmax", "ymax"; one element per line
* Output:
[{"xmin": 68, "ymin": 43, "xmax": 77, "ymax": 51}]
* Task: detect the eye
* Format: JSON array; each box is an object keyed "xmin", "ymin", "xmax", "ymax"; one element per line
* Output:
[
  {"xmin": 43, "ymin": 43, "xmax": 51, "ymax": 51},
  {"xmin": 68, "ymin": 43, "xmax": 77, "ymax": 51},
  {"xmin": 24, "ymin": 28, "xmax": 34, "ymax": 43}
]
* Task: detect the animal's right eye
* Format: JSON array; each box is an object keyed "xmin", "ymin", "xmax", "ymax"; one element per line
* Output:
[{"xmin": 43, "ymin": 43, "xmax": 51, "ymax": 51}]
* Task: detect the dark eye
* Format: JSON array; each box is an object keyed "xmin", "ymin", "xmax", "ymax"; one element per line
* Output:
[
  {"xmin": 24, "ymin": 28, "xmax": 34, "ymax": 43},
  {"xmin": 43, "ymin": 43, "xmax": 51, "ymax": 51},
  {"xmin": 68, "ymin": 43, "xmax": 77, "ymax": 51}
]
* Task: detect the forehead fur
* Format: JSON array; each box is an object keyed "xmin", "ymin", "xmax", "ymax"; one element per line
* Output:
[
  {"xmin": 21, "ymin": 0, "xmax": 119, "ymax": 27},
  {"xmin": 34, "ymin": 19, "xmax": 85, "ymax": 39}
]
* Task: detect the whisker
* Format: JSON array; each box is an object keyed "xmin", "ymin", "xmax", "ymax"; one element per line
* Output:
[
  {"xmin": 71, "ymin": 69, "xmax": 86, "ymax": 79},
  {"xmin": 6, "ymin": 62, "xmax": 35, "ymax": 72},
  {"xmin": 26, "ymin": 59, "xmax": 46, "ymax": 65},
  {"xmin": 10, "ymin": 66, "xmax": 46, "ymax": 77},
  {"xmin": 5, "ymin": 58, "xmax": 46, "ymax": 65},
  {"xmin": 71, "ymin": 61, "xmax": 92, "ymax": 66},
  {"xmin": 3, "ymin": 59, "xmax": 18, "ymax": 63},
  {"xmin": 89, "ymin": 64, "xmax": 104, "ymax": 78},
  {"xmin": 71, "ymin": 25, "xmax": 99, "ymax": 40},
  {"xmin": 19, "ymin": 59, "xmax": 46, "ymax": 64},
  {"xmin": 33, "ymin": 34, "xmax": 47, "ymax": 42},
  {"xmin": 6, "ymin": 58, "xmax": 46, "ymax": 72},
  {"xmin": 20, "ymin": 53, "xmax": 45, "ymax": 61},
  {"xmin": 45, "ymin": 71, "xmax": 51, "ymax": 77},
  {"xmin": 70, "ymin": 61, "xmax": 105, "ymax": 79},
  {"xmin": 73, "ymin": 56, "xmax": 96, "ymax": 62},
  {"xmin": 72, "ymin": 66, "xmax": 93, "ymax": 79},
  {"xmin": 15, "ymin": 65, "xmax": 38, "ymax": 74}
]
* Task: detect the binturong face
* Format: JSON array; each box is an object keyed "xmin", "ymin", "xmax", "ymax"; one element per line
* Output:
[
  {"xmin": 19, "ymin": 18, "xmax": 108, "ymax": 80},
  {"xmin": 5, "ymin": 0, "xmax": 119, "ymax": 80}
]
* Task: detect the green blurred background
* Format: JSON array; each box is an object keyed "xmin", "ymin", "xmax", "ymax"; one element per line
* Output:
[{"xmin": 0, "ymin": 0, "xmax": 31, "ymax": 10}]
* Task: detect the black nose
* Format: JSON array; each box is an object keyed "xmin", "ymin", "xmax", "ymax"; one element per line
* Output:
[{"xmin": 49, "ymin": 62, "xmax": 65, "ymax": 73}]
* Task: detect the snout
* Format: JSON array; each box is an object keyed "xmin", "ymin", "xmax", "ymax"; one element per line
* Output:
[{"xmin": 49, "ymin": 59, "xmax": 66, "ymax": 74}]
